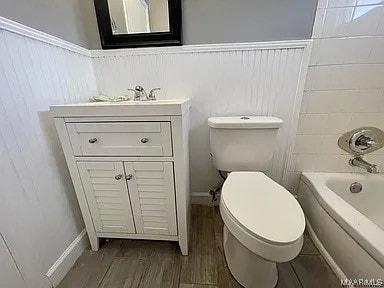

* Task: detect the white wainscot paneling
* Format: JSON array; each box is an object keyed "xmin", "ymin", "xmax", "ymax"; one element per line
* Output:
[
  {"xmin": 0, "ymin": 28, "xmax": 97, "ymax": 288},
  {"xmin": 91, "ymin": 42, "xmax": 311, "ymax": 192}
]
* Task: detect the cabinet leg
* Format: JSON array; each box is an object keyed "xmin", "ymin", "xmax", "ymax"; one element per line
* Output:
[
  {"xmin": 179, "ymin": 240, "xmax": 188, "ymax": 256},
  {"xmin": 89, "ymin": 235, "xmax": 99, "ymax": 251}
]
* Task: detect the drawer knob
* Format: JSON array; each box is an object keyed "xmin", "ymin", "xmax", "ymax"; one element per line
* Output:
[
  {"xmin": 126, "ymin": 174, "xmax": 133, "ymax": 180},
  {"xmin": 114, "ymin": 174, "xmax": 123, "ymax": 180},
  {"xmin": 141, "ymin": 138, "xmax": 149, "ymax": 144},
  {"xmin": 88, "ymin": 138, "xmax": 98, "ymax": 144}
]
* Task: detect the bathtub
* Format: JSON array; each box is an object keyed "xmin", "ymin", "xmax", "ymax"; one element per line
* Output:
[{"xmin": 297, "ymin": 172, "xmax": 384, "ymax": 279}]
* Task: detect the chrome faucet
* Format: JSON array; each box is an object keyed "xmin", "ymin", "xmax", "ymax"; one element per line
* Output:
[
  {"xmin": 349, "ymin": 156, "xmax": 378, "ymax": 174},
  {"xmin": 338, "ymin": 127, "xmax": 384, "ymax": 173},
  {"xmin": 338, "ymin": 127, "xmax": 384, "ymax": 155},
  {"xmin": 354, "ymin": 135, "xmax": 376, "ymax": 151},
  {"xmin": 128, "ymin": 86, "xmax": 148, "ymax": 101},
  {"xmin": 127, "ymin": 86, "xmax": 161, "ymax": 101},
  {"xmin": 148, "ymin": 88, "xmax": 160, "ymax": 100}
]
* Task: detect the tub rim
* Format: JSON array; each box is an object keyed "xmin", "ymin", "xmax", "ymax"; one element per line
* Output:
[{"xmin": 300, "ymin": 172, "xmax": 384, "ymax": 268}]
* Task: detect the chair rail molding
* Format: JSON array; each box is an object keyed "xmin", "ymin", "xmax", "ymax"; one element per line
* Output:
[
  {"xmin": 0, "ymin": 16, "xmax": 90, "ymax": 56},
  {"xmin": 90, "ymin": 39, "xmax": 311, "ymax": 57}
]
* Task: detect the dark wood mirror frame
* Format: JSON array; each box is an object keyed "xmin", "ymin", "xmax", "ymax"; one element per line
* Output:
[{"xmin": 94, "ymin": 0, "xmax": 182, "ymax": 49}]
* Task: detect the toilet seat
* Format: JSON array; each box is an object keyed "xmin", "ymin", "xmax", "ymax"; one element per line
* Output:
[{"xmin": 220, "ymin": 172, "xmax": 305, "ymax": 262}]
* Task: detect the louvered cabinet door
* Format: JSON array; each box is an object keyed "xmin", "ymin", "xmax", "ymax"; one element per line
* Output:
[
  {"xmin": 124, "ymin": 162, "xmax": 177, "ymax": 236},
  {"xmin": 77, "ymin": 161, "xmax": 136, "ymax": 234}
]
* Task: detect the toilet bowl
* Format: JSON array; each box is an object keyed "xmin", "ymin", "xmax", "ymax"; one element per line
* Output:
[
  {"xmin": 220, "ymin": 172, "xmax": 305, "ymax": 288},
  {"xmin": 207, "ymin": 116, "xmax": 305, "ymax": 287}
]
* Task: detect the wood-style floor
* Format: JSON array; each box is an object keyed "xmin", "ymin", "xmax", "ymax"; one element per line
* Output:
[{"xmin": 58, "ymin": 205, "xmax": 340, "ymax": 288}]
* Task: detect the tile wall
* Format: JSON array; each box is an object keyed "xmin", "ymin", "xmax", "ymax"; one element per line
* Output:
[{"xmin": 286, "ymin": 0, "xmax": 384, "ymax": 191}]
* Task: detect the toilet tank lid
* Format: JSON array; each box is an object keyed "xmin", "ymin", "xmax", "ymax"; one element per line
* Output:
[{"xmin": 208, "ymin": 116, "xmax": 283, "ymax": 129}]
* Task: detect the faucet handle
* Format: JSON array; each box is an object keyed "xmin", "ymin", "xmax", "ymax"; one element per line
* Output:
[
  {"xmin": 148, "ymin": 88, "xmax": 161, "ymax": 100},
  {"xmin": 339, "ymin": 127, "xmax": 384, "ymax": 155},
  {"xmin": 355, "ymin": 135, "xmax": 376, "ymax": 150},
  {"xmin": 127, "ymin": 88, "xmax": 140, "ymax": 101}
]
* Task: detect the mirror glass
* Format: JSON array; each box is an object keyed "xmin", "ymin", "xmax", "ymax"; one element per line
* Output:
[{"xmin": 107, "ymin": 0, "xmax": 170, "ymax": 35}]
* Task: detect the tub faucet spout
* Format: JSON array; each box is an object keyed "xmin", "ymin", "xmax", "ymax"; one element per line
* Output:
[{"xmin": 349, "ymin": 156, "xmax": 378, "ymax": 174}]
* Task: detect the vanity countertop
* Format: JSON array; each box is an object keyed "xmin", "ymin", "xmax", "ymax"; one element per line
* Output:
[{"xmin": 50, "ymin": 99, "xmax": 191, "ymax": 117}]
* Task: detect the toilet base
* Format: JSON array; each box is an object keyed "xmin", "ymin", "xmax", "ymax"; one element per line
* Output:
[{"xmin": 223, "ymin": 225, "xmax": 278, "ymax": 288}]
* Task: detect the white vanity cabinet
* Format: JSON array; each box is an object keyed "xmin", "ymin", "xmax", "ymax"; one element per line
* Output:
[
  {"xmin": 77, "ymin": 161, "xmax": 136, "ymax": 234},
  {"xmin": 50, "ymin": 100, "xmax": 191, "ymax": 255},
  {"xmin": 123, "ymin": 161, "xmax": 177, "ymax": 235}
]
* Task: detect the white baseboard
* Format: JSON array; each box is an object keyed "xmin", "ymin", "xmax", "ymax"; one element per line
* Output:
[
  {"xmin": 191, "ymin": 192, "xmax": 219, "ymax": 206},
  {"xmin": 45, "ymin": 229, "xmax": 88, "ymax": 287}
]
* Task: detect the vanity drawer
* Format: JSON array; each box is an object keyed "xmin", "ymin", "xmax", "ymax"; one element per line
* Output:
[{"xmin": 67, "ymin": 122, "xmax": 172, "ymax": 156}]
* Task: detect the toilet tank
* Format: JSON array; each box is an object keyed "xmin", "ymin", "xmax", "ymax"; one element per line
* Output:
[{"xmin": 208, "ymin": 116, "xmax": 283, "ymax": 172}]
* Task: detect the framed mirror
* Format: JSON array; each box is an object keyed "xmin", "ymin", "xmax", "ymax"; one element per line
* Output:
[{"xmin": 94, "ymin": 0, "xmax": 182, "ymax": 49}]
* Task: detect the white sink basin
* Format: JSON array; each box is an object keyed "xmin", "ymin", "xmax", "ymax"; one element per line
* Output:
[
  {"xmin": 50, "ymin": 99, "xmax": 191, "ymax": 117},
  {"xmin": 70, "ymin": 99, "xmax": 186, "ymax": 105},
  {"xmin": 126, "ymin": 100, "xmax": 185, "ymax": 104}
]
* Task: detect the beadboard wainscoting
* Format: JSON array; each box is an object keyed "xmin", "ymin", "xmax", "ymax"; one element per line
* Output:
[
  {"xmin": 0, "ymin": 16, "xmax": 311, "ymax": 287},
  {"xmin": 91, "ymin": 41, "xmax": 311, "ymax": 197},
  {"xmin": 0, "ymin": 19, "xmax": 97, "ymax": 288}
]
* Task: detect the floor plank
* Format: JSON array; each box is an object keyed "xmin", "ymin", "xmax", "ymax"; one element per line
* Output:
[
  {"xmin": 276, "ymin": 263, "xmax": 302, "ymax": 288},
  {"xmin": 179, "ymin": 284, "xmax": 218, "ymax": 288},
  {"xmin": 300, "ymin": 232, "xmax": 320, "ymax": 255},
  {"xmin": 291, "ymin": 255, "xmax": 340, "ymax": 288},
  {"xmin": 57, "ymin": 240, "xmax": 122, "ymax": 288},
  {"xmin": 180, "ymin": 206, "xmax": 218, "ymax": 286},
  {"xmin": 99, "ymin": 258, "xmax": 146, "ymax": 288},
  {"xmin": 117, "ymin": 239, "xmax": 179, "ymax": 259},
  {"xmin": 57, "ymin": 206, "xmax": 340, "ymax": 288},
  {"xmin": 212, "ymin": 207, "xmax": 242, "ymax": 288},
  {"xmin": 139, "ymin": 252, "xmax": 181, "ymax": 288}
]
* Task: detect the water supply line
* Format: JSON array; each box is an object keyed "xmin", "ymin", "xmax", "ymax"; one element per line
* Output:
[{"xmin": 209, "ymin": 170, "xmax": 228, "ymax": 203}]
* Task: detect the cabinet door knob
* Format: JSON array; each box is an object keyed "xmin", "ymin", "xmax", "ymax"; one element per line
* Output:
[
  {"xmin": 89, "ymin": 138, "xmax": 98, "ymax": 144},
  {"xmin": 126, "ymin": 174, "xmax": 133, "ymax": 180},
  {"xmin": 114, "ymin": 174, "xmax": 122, "ymax": 180},
  {"xmin": 141, "ymin": 138, "xmax": 149, "ymax": 144}
]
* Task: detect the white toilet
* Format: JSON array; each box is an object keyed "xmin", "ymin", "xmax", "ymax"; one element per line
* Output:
[{"xmin": 208, "ymin": 116, "xmax": 305, "ymax": 288}]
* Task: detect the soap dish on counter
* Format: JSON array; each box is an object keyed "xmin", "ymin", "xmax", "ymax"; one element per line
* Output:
[{"xmin": 90, "ymin": 95, "xmax": 131, "ymax": 102}]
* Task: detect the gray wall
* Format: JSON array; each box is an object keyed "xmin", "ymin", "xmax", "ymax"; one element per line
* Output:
[
  {"xmin": 0, "ymin": 0, "xmax": 100, "ymax": 49},
  {"xmin": 0, "ymin": 0, "xmax": 317, "ymax": 48},
  {"xmin": 182, "ymin": 0, "xmax": 317, "ymax": 44}
]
